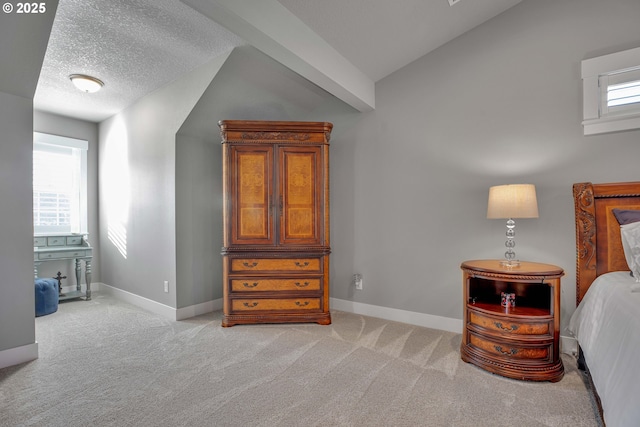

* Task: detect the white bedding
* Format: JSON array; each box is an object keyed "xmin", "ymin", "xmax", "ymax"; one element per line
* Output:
[{"xmin": 568, "ymin": 271, "xmax": 640, "ymax": 427}]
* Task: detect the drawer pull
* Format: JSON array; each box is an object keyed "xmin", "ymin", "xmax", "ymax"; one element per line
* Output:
[
  {"xmin": 295, "ymin": 281, "xmax": 310, "ymax": 288},
  {"xmin": 242, "ymin": 282, "xmax": 258, "ymax": 288},
  {"xmin": 494, "ymin": 345, "xmax": 518, "ymax": 356},
  {"xmin": 295, "ymin": 301, "xmax": 310, "ymax": 307},
  {"xmin": 242, "ymin": 262, "xmax": 258, "ymax": 268},
  {"xmin": 494, "ymin": 322, "xmax": 519, "ymax": 332},
  {"xmin": 242, "ymin": 302, "xmax": 259, "ymax": 308},
  {"xmin": 294, "ymin": 261, "xmax": 310, "ymax": 268}
]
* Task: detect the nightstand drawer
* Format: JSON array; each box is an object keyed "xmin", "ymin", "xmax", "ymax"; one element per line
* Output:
[
  {"xmin": 468, "ymin": 310, "xmax": 551, "ymax": 336},
  {"xmin": 231, "ymin": 277, "xmax": 321, "ymax": 292},
  {"xmin": 231, "ymin": 258, "xmax": 321, "ymax": 272},
  {"xmin": 468, "ymin": 332, "xmax": 553, "ymax": 361},
  {"xmin": 231, "ymin": 298, "xmax": 321, "ymax": 312}
]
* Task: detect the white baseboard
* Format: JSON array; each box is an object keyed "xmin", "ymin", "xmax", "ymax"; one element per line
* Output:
[
  {"xmin": 0, "ymin": 342, "xmax": 38, "ymax": 370},
  {"xmin": 99, "ymin": 283, "xmax": 177, "ymax": 319},
  {"xmin": 91, "ymin": 288, "xmax": 578, "ymax": 355},
  {"xmin": 560, "ymin": 335, "xmax": 577, "ymax": 356},
  {"xmin": 98, "ymin": 283, "xmax": 223, "ymax": 321},
  {"xmin": 330, "ymin": 298, "xmax": 463, "ymax": 334},
  {"xmin": 176, "ymin": 299, "xmax": 223, "ymax": 321},
  {"xmin": 61, "ymin": 282, "xmax": 100, "ymax": 294},
  {"xmin": 331, "ymin": 298, "xmax": 577, "ymax": 356}
]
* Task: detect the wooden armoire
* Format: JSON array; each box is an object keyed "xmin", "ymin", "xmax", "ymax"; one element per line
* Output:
[{"xmin": 219, "ymin": 120, "xmax": 333, "ymax": 327}]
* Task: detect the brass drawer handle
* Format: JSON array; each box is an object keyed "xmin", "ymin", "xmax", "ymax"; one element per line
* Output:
[
  {"xmin": 242, "ymin": 262, "xmax": 258, "ymax": 268},
  {"xmin": 294, "ymin": 261, "xmax": 310, "ymax": 268},
  {"xmin": 242, "ymin": 282, "xmax": 258, "ymax": 288},
  {"xmin": 494, "ymin": 345, "xmax": 518, "ymax": 356},
  {"xmin": 294, "ymin": 281, "xmax": 310, "ymax": 288},
  {"xmin": 494, "ymin": 321, "xmax": 519, "ymax": 332},
  {"xmin": 242, "ymin": 302, "xmax": 259, "ymax": 308},
  {"xmin": 295, "ymin": 301, "xmax": 310, "ymax": 307}
]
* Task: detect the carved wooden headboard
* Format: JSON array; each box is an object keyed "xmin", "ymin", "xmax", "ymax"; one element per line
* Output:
[{"xmin": 573, "ymin": 181, "xmax": 640, "ymax": 305}]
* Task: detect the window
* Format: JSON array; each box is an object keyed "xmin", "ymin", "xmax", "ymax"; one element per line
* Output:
[
  {"xmin": 33, "ymin": 132, "xmax": 88, "ymax": 234},
  {"xmin": 602, "ymin": 68, "xmax": 640, "ymax": 112},
  {"xmin": 582, "ymin": 46, "xmax": 640, "ymax": 135}
]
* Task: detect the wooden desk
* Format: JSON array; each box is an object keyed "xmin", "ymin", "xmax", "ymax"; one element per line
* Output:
[{"xmin": 34, "ymin": 234, "xmax": 93, "ymax": 301}]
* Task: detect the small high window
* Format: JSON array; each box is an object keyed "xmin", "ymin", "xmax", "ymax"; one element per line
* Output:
[{"xmin": 582, "ymin": 46, "xmax": 640, "ymax": 135}]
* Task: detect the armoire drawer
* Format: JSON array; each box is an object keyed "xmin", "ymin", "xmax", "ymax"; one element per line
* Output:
[
  {"xmin": 230, "ymin": 277, "xmax": 321, "ymax": 292},
  {"xmin": 230, "ymin": 258, "xmax": 321, "ymax": 273},
  {"xmin": 231, "ymin": 298, "xmax": 321, "ymax": 312},
  {"xmin": 468, "ymin": 310, "xmax": 552, "ymax": 337}
]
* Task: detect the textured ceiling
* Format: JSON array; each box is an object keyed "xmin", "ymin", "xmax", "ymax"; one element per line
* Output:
[
  {"xmin": 33, "ymin": 0, "xmax": 523, "ymax": 123},
  {"xmin": 34, "ymin": 0, "xmax": 244, "ymax": 122}
]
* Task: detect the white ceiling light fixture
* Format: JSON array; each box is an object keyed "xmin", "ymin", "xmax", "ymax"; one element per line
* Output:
[
  {"xmin": 69, "ymin": 74, "xmax": 104, "ymax": 93},
  {"xmin": 448, "ymin": 0, "xmax": 462, "ymax": 6}
]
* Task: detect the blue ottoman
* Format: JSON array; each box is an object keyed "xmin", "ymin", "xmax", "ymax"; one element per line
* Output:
[{"xmin": 35, "ymin": 278, "xmax": 59, "ymax": 317}]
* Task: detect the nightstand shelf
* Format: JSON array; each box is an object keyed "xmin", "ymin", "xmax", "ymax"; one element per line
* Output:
[
  {"xmin": 460, "ymin": 260, "xmax": 564, "ymax": 382},
  {"xmin": 469, "ymin": 302, "xmax": 550, "ymax": 318}
]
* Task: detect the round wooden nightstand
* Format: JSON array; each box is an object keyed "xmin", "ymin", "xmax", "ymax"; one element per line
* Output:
[{"xmin": 460, "ymin": 260, "xmax": 564, "ymax": 382}]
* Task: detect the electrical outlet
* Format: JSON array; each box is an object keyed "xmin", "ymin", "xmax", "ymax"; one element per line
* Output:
[
  {"xmin": 353, "ymin": 274, "xmax": 363, "ymax": 290},
  {"xmin": 164, "ymin": 280, "xmax": 169, "ymax": 293}
]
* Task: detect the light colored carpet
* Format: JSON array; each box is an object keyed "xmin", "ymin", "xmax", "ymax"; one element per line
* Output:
[{"xmin": 0, "ymin": 294, "xmax": 599, "ymax": 426}]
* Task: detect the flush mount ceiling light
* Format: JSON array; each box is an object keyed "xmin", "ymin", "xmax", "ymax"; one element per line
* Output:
[{"xmin": 69, "ymin": 74, "xmax": 104, "ymax": 93}]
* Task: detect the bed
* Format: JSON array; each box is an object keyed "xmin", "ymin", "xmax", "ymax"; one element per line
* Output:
[{"xmin": 570, "ymin": 181, "xmax": 640, "ymax": 427}]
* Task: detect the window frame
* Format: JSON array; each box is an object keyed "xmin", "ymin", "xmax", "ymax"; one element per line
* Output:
[
  {"xmin": 33, "ymin": 132, "xmax": 88, "ymax": 235},
  {"xmin": 582, "ymin": 46, "xmax": 640, "ymax": 135}
]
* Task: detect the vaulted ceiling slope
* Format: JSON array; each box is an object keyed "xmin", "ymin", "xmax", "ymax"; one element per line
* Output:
[
  {"xmin": 178, "ymin": 45, "xmax": 357, "ymax": 141},
  {"xmin": 33, "ymin": 0, "xmax": 522, "ymax": 122}
]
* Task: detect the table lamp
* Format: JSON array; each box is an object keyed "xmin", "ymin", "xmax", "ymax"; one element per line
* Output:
[{"xmin": 487, "ymin": 184, "xmax": 539, "ymax": 267}]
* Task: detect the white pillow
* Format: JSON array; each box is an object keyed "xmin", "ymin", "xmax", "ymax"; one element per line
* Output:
[{"xmin": 620, "ymin": 221, "xmax": 640, "ymax": 287}]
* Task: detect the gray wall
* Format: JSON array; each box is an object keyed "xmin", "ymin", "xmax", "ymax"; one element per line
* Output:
[
  {"xmin": 175, "ymin": 133, "xmax": 220, "ymax": 308},
  {"xmin": 33, "ymin": 111, "xmax": 100, "ymax": 285},
  {"xmin": 330, "ymin": 0, "xmax": 640, "ymax": 330},
  {"xmin": 0, "ymin": 92, "xmax": 38, "ymax": 353},
  {"xmin": 0, "ymin": 2, "xmax": 57, "ymax": 360},
  {"xmin": 98, "ymin": 53, "xmax": 230, "ymax": 308},
  {"xmin": 3, "ymin": 0, "xmax": 639, "ymax": 364},
  {"xmin": 131, "ymin": 0, "xmax": 640, "ymax": 332}
]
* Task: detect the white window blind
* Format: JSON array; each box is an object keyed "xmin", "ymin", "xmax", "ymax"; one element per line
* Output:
[
  {"xmin": 602, "ymin": 68, "xmax": 640, "ymax": 115},
  {"xmin": 608, "ymin": 79, "xmax": 640, "ymax": 107},
  {"xmin": 33, "ymin": 133, "xmax": 88, "ymax": 234}
]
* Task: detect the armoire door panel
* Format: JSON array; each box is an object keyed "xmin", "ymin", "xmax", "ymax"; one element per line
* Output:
[
  {"xmin": 279, "ymin": 147, "xmax": 322, "ymax": 245},
  {"xmin": 231, "ymin": 146, "xmax": 274, "ymax": 245}
]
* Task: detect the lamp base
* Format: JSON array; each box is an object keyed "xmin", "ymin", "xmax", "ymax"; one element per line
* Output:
[{"xmin": 499, "ymin": 259, "xmax": 520, "ymax": 268}]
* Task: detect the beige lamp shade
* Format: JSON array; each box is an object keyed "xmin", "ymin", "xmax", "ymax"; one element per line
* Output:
[{"xmin": 487, "ymin": 184, "xmax": 539, "ymax": 219}]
